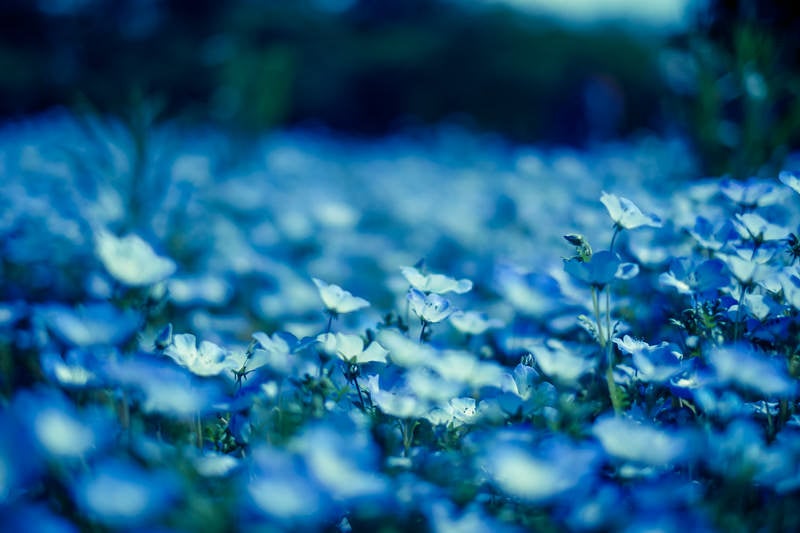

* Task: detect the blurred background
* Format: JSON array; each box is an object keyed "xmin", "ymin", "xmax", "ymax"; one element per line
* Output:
[{"xmin": 1, "ymin": 0, "xmax": 798, "ymax": 177}]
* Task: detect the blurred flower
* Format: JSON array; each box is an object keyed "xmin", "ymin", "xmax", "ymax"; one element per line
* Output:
[
  {"xmin": 529, "ymin": 339, "xmax": 595, "ymax": 385},
  {"xmin": 719, "ymin": 178, "xmax": 786, "ymax": 208},
  {"xmin": 613, "ymin": 335, "xmax": 683, "ymax": 383},
  {"xmin": 449, "ymin": 310, "xmax": 503, "ymax": 335},
  {"xmin": 400, "ymin": 266, "xmax": 472, "ymax": 294},
  {"xmin": 13, "ymin": 388, "xmax": 112, "ymax": 460},
  {"xmin": 38, "ymin": 302, "xmax": 139, "ymax": 348},
  {"xmin": 779, "ymin": 170, "xmax": 800, "ymax": 196},
  {"xmin": 95, "ymin": 229, "xmax": 176, "ymax": 286},
  {"xmin": 600, "ymin": 191, "xmax": 662, "ymax": 230},
  {"xmin": 317, "ymin": 332, "xmax": 388, "ymax": 364},
  {"xmin": 312, "ymin": 278, "xmax": 369, "ymax": 315},
  {"xmin": 592, "ymin": 415, "xmax": 698, "ymax": 466},
  {"xmin": 74, "ymin": 458, "xmax": 179, "ymax": 528},
  {"xmin": 483, "ymin": 436, "xmax": 599, "ymax": 502},
  {"xmin": 732, "ymin": 213, "xmax": 789, "ymax": 245},
  {"xmin": 708, "ymin": 344, "xmax": 796, "ymax": 398}
]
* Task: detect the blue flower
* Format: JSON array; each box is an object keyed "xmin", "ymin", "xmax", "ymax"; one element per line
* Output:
[
  {"xmin": 600, "ymin": 191, "xmax": 662, "ymax": 230},
  {"xmin": 407, "ymin": 288, "xmax": 454, "ymax": 324},
  {"xmin": 708, "ymin": 344, "xmax": 796, "ymax": 398},
  {"xmin": 74, "ymin": 458, "xmax": 179, "ymax": 527},
  {"xmin": 564, "ymin": 250, "xmax": 633, "ymax": 289},
  {"xmin": 38, "ymin": 302, "xmax": 140, "ymax": 348},
  {"xmin": 95, "ymin": 229, "xmax": 176, "ymax": 287},
  {"xmin": 164, "ymin": 333, "xmax": 237, "ymax": 377},
  {"xmin": 400, "ymin": 265, "xmax": 472, "ymax": 294},
  {"xmin": 449, "ymin": 310, "xmax": 503, "ymax": 335},
  {"xmin": 312, "ymin": 278, "xmax": 370, "ymax": 315},
  {"xmin": 317, "ymin": 332, "xmax": 388, "ymax": 364},
  {"xmin": 592, "ymin": 415, "xmax": 698, "ymax": 466}
]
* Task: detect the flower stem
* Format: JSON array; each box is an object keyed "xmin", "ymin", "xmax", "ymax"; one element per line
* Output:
[
  {"xmin": 591, "ymin": 287, "xmax": 606, "ymax": 347},
  {"xmin": 196, "ymin": 413, "xmax": 203, "ymax": 450},
  {"xmin": 325, "ymin": 312, "xmax": 334, "ymax": 334},
  {"xmin": 418, "ymin": 320, "xmax": 428, "ymax": 344}
]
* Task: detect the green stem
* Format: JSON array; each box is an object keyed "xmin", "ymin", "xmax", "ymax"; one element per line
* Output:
[
  {"xmin": 419, "ymin": 321, "xmax": 428, "ymax": 344},
  {"xmin": 325, "ymin": 312, "xmax": 334, "ymax": 334},
  {"xmin": 609, "ymin": 227, "xmax": 621, "ymax": 255},
  {"xmin": 196, "ymin": 413, "xmax": 203, "ymax": 450},
  {"xmin": 734, "ymin": 283, "xmax": 747, "ymax": 342},
  {"xmin": 352, "ymin": 374, "xmax": 366, "ymax": 411},
  {"xmin": 591, "ymin": 287, "xmax": 606, "ymax": 347}
]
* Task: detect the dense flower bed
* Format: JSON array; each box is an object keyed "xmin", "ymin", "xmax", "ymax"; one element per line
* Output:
[{"xmin": 2, "ymin": 113, "xmax": 799, "ymax": 532}]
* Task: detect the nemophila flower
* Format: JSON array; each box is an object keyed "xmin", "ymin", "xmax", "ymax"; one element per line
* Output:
[
  {"xmin": 428, "ymin": 350, "xmax": 506, "ymax": 389},
  {"xmin": 167, "ymin": 274, "xmax": 232, "ymax": 307},
  {"xmin": 708, "ymin": 344, "xmax": 796, "ymax": 397},
  {"xmin": 13, "ymin": 388, "xmax": 112, "ymax": 460},
  {"xmin": 74, "ymin": 458, "xmax": 179, "ymax": 528},
  {"xmin": 295, "ymin": 424, "xmax": 387, "ymax": 501},
  {"xmin": 564, "ymin": 251, "xmax": 637, "ymax": 289},
  {"xmin": 483, "ymin": 437, "xmax": 599, "ymax": 503},
  {"xmin": 600, "ymin": 191, "xmax": 662, "ymax": 230},
  {"xmin": 317, "ymin": 332, "xmax": 388, "ymax": 364},
  {"xmin": 658, "ymin": 257, "xmax": 727, "ymax": 296},
  {"xmin": 529, "ymin": 339, "xmax": 596, "ymax": 385},
  {"xmin": 732, "ymin": 212, "xmax": 790, "ymax": 245},
  {"xmin": 494, "ymin": 265, "xmax": 565, "ymax": 318},
  {"xmin": 407, "ymin": 288, "xmax": 454, "ymax": 323},
  {"xmin": 95, "ymin": 229, "xmax": 176, "ymax": 286},
  {"xmin": 741, "ymin": 292, "xmax": 779, "ymax": 322},
  {"xmin": 38, "ymin": 302, "xmax": 139, "ymax": 348},
  {"xmin": 719, "ymin": 177, "xmax": 786, "ymax": 209},
  {"xmin": 164, "ymin": 333, "xmax": 236, "ymax": 377},
  {"xmin": 592, "ymin": 415, "xmax": 698, "ymax": 466},
  {"xmin": 687, "ymin": 216, "xmax": 738, "ymax": 251},
  {"xmin": 246, "ymin": 447, "xmax": 329, "ymax": 524},
  {"xmin": 365, "ymin": 374, "xmax": 427, "ymax": 418},
  {"xmin": 718, "ymin": 252, "xmax": 761, "ymax": 286},
  {"xmin": 498, "ymin": 363, "xmax": 557, "ymax": 416},
  {"xmin": 613, "ymin": 335, "xmax": 683, "ymax": 383},
  {"xmin": 405, "ymin": 366, "xmax": 463, "ymax": 403},
  {"xmin": 449, "ymin": 310, "xmax": 503, "ymax": 335},
  {"xmin": 779, "ymin": 170, "xmax": 800, "ymax": 196},
  {"xmin": 104, "ymin": 356, "xmax": 224, "ymax": 417},
  {"xmin": 312, "ymin": 277, "xmax": 369, "ymax": 315},
  {"xmin": 40, "ymin": 348, "xmax": 103, "ymax": 389},
  {"xmin": 193, "ymin": 452, "xmax": 240, "ymax": 477},
  {"xmin": 377, "ymin": 328, "xmax": 435, "ymax": 367},
  {"xmin": 400, "ymin": 265, "xmax": 472, "ymax": 294}
]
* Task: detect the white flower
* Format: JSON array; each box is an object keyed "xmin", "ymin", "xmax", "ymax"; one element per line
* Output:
[
  {"xmin": 311, "ymin": 278, "xmax": 370, "ymax": 314},
  {"xmin": 600, "ymin": 191, "xmax": 662, "ymax": 230},
  {"xmin": 95, "ymin": 229, "xmax": 176, "ymax": 286},
  {"xmin": 164, "ymin": 333, "xmax": 235, "ymax": 377},
  {"xmin": 407, "ymin": 288, "xmax": 454, "ymax": 323},
  {"xmin": 317, "ymin": 332, "xmax": 388, "ymax": 364},
  {"xmin": 400, "ymin": 266, "xmax": 472, "ymax": 294},
  {"xmin": 449, "ymin": 311, "xmax": 503, "ymax": 335}
]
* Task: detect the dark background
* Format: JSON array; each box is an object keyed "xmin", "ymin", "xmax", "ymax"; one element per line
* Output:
[{"xmin": 1, "ymin": 0, "xmax": 799, "ymax": 176}]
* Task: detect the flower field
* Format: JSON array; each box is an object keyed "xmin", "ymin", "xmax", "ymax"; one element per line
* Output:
[{"xmin": 2, "ymin": 112, "xmax": 800, "ymax": 532}]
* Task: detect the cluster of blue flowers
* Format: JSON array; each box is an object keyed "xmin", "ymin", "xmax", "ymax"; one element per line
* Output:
[{"xmin": 2, "ymin": 112, "xmax": 800, "ymax": 531}]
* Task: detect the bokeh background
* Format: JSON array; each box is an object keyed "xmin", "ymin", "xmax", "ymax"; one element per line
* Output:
[{"xmin": 1, "ymin": 0, "xmax": 799, "ymax": 177}]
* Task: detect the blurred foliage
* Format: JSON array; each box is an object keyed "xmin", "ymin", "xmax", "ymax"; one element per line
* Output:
[
  {"xmin": 0, "ymin": 0, "xmax": 797, "ymax": 176},
  {"xmin": 0, "ymin": 0, "xmax": 663, "ymax": 144},
  {"xmin": 665, "ymin": 0, "xmax": 800, "ymax": 178}
]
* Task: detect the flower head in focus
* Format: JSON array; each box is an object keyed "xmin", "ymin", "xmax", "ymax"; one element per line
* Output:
[
  {"xmin": 600, "ymin": 191, "xmax": 662, "ymax": 230},
  {"xmin": 400, "ymin": 265, "xmax": 472, "ymax": 294},
  {"xmin": 312, "ymin": 278, "xmax": 370, "ymax": 316}
]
